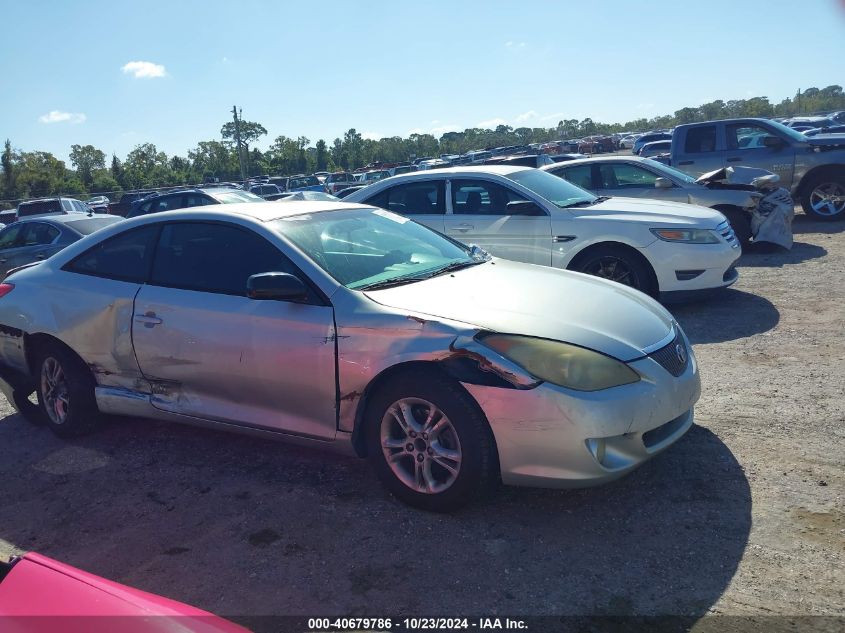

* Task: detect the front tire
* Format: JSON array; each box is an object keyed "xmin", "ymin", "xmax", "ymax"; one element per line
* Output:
[
  {"xmin": 801, "ymin": 174, "xmax": 845, "ymax": 221},
  {"xmin": 35, "ymin": 343, "xmax": 102, "ymax": 438},
  {"xmin": 365, "ymin": 371, "xmax": 497, "ymax": 512},
  {"xmin": 573, "ymin": 245, "xmax": 655, "ymax": 296}
]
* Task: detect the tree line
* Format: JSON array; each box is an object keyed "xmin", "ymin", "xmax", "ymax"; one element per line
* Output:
[{"xmin": 2, "ymin": 85, "xmax": 843, "ymax": 208}]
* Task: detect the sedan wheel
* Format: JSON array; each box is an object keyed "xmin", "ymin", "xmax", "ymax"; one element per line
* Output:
[
  {"xmin": 41, "ymin": 357, "xmax": 70, "ymax": 426},
  {"xmin": 35, "ymin": 343, "xmax": 102, "ymax": 438},
  {"xmin": 582, "ymin": 256, "xmax": 639, "ymax": 287},
  {"xmin": 573, "ymin": 245, "xmax": 655, "ymax": 296},
  {"xmin": 366, "ymin": 371, "xmax": 497, "ymax": 511},
  {"xmin": 380, "ymin": 397, "xmax": 462, "ymax": 495}
]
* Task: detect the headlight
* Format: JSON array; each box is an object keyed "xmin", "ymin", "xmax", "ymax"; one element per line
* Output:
[
  {"xmin": 650, "ymin": 228, "xmax": 720, "ymax": 243},
  {"xmin": 479, "ymin": 334, "xmax": 640, "ymax": 391}
]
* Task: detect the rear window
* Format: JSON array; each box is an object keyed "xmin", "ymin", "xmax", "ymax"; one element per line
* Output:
[
  {"xmin": 66, "ymin": 225, "xmax": 160, "ymax": 283},
  {"xmin": 17, "ymin": 200, "xmax": 62, "ymax": 217},
  {"xmin": 684, "ymin": 126, "xmax": 717, "ymax": 153},
  {"xmin": 63, "ymin": 216, "xmax": 124, "ymax": 235}
]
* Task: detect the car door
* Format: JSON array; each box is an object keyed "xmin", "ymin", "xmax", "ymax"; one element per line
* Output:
[
  {"xmin": 443, "ymin": 178, "xmax": 553, "ymax": 266},
  {"xmin": 131, "ymin": 221, "xmax": 337, "ymax": 440},
  {"xmin": 674, "ymin": 124, "xmax": 724, "ymax": 177},
  {"xmin": 361, "ymin": 180, "xmax": 446, "ymax": 233},
  {"xmin": 724, "ymin": 122, "xmax": 796, "ymax": 186},
  {"xmin": 595, "ymin": 162, "xmax": 687, "ymax": 202}
]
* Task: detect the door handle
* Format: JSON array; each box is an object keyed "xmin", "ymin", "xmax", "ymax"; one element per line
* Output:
[
  {"xmin": 677, "ymin": 160, "xmax": 693, "ymax": 166},
  {"xmin": 453, "ymin": 223, "xmax": 474, "ymax": 232},
  {"xmin": 134, "ymin": 312, "xmax": 162, "ymax": 327},
  {"xmin": 726, "ymin": 157, "xmax": 742, "ymax": 162},
  {"xmin": 34, "ymin": 253, "xmax": 47, "ymax": 260}
]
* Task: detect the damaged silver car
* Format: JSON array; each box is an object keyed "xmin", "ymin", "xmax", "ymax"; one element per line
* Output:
[{"xmin": 0, "ymin": 202, "xmax": 700, "ymax": 511}]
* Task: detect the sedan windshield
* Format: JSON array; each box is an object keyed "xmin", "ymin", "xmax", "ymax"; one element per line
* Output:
[
  {"xmin": 643, "ymin": 159, "xmax": 697, "ymax": 184},
  {"xmin": 506, "ymin": 168, "xmax": 596, "ymax": 207},
  {"xmin": 273, "ymin": 208, "xmax": 484, "ymax": 290},
  {"xmin": 209, "ymin": 190, "xmax": 264, "ymax": 204}
]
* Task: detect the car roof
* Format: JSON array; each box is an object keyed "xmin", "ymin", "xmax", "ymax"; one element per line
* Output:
[
  {"xmin": 399, "ymin": 165, "xmax": 528, "ymax": 177},
  {"xmin": 10, "ymin": 213, "xmax": 98, "ymax": 225},
  {"xmin": 130, "ymin": 201, "xmax": 373, "ymax": 224},
  {"xmin": 543, "ymin": 155, "xmax": 654, "ymax": 169}
]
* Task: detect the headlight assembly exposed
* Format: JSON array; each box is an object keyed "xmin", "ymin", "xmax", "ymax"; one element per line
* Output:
[
  {"xmin": 650, "ymin": 228, "xmax": 720, "ymax": 243},
  {"xmin": 479, "ymin": 334, "xmax": 640, "ymax": 391}
]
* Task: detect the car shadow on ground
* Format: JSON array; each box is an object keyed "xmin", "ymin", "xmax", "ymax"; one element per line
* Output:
[
  {"xmin": 791, "ymin": 213, "xmax": 845, "ymax": 236},
  {"xmin": 0, "ymin": 411, "xmax": 750, "ymax": 628},
  {"xmin": 738, "ymin": 240, "xmax": 827, "ymax": 267},
  {"xmin": 670, "ymin": 288, "xmax": 779, "ymax": 344}
]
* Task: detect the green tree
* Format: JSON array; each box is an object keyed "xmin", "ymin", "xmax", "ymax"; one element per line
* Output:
[
  {"xmin": 1, "ymin": 139, "xmax": 16, "ymax": 199},
  {"xmin": 69, "ymin": 144, "xmax": 106, "ymax": 188},
  {"xmin": 315, "ymin": 139, "xmax": 328, "ymax": 171},
  {"xmin": 123, "ymin": 143, "xmax": 169, "ymax": 188},
  {"xmin": 15, "ymin": 151, "xmax": 67, "ymax": 198}
]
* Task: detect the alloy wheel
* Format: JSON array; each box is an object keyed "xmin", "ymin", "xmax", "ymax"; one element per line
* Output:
[
  {"xmin": 380, "ymin": 397, "xmax": 462, "ymax": 494},
  {"xmin": 40, "ymin": 357, "xmax": 70, "ymax": 426},
  {"xmin": 809, "ymin": 182, "xmax": 845, "ymax": 217},
  {"xmin": 583, "ymin": 256, "xmax": 640, "ymax": 288}
]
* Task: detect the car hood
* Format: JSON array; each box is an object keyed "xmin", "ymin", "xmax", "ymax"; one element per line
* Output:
[
  {"xmin": 804, "ymin": 134, "xmax": 845, "ymax": 149},
  {"xmin": 365, "ymin": 259, "xmax": 675, "ymax": 361},
  {"xmin": 570, "ymin": 196, "xmax": 725, "ymax": 227}
]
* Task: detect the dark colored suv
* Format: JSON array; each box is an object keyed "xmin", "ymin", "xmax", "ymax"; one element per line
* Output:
[{"xmin": 126, "ymin": 188, "xmax": 264, "ymax": 218}]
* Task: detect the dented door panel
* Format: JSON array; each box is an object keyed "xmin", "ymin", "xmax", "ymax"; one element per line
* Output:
[{"xmin": 131, "ymin": 285, "xmax": 337, "ymax": 440}]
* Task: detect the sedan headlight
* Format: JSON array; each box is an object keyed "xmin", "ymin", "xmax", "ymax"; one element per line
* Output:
[
  {"xmin": 650, "ymin": 228, "xmax": 720, "ymax": 243},
  {"xmin": 479, "ymin": 334, "xmax": 640, "ymax": 391}
]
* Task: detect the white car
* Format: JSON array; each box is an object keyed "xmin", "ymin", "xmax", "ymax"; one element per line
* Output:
[
  {"xmin": 638, "ymin": 140, "xmax": 672, "ymax": 158},
  {"xmin": 619, "ymin": 134, "xmax": 641, "ymax": 150},
  {"xmin": 345, "ymin": 166, "xmax": 740, "ymax": 299}
]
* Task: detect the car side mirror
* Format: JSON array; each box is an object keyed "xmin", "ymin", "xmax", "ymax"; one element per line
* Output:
[
  {"xmin": 762, "ymin": 136, "xmax": 784, "ymax": 149},
  {"xmin": 654, "ymin": 177, "xmax": 673, "ymax": 189},
  {"xmin": 247, "ymin": 272, "xmax": 308, "ymax": 301},
  {"xmin": 506, "ymin": 200, "xmax": 545, "ymax": 216}
]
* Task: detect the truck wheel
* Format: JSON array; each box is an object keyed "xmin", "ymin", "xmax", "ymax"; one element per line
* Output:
[
  {"xmin": 714, "ymin": 206, "xmax": 752, "ymax": 245},
  {"xmin": 801, "ymin": 175, "xmax": 845, "ymax": 221}
]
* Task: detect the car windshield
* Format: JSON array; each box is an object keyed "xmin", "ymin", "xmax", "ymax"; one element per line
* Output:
[
  {"xmin": 766, "ymin": 119, "xmax": 813, "ymax": 143},
  {"xmin": 643, "ymin": 160, "xmax": 697, "ymax": 184},
  {"xmin": 273, "ymin": 208, "xmax": 484, "ymax": 290},
  {"xmin": 506, "ymin": 168, "xmax": 596, "ymax": 207},
  {"xmin": 209, "ymin": 190, "xmax": 264, "ymax": 204},
  {"xmin": 64, "ymin": 216, "xmax": 124, "ymax": 235},
  {"xmin": 289, "ymin": 176, "xmax": 320, "ymax": 188}
]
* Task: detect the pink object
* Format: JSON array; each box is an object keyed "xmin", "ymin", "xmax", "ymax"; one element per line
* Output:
[{"xmin": 0, "ymin": 553, "xmax": 249, "ymax": 633}]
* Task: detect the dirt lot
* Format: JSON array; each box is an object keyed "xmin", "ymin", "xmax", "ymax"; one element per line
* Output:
[{"xmin": 0, "ymin": 212, "xmax": 843, "ymax": 628}]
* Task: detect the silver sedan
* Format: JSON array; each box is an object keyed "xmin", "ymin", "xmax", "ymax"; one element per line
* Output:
[{"xmin": 0, "ymin": 202, "xmax": 700, "ymax": 511}]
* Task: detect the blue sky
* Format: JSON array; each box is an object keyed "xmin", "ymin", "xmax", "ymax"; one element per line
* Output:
[{"xmin": 2, "ymin": 0, "xmax": 844, "ymax": 162}]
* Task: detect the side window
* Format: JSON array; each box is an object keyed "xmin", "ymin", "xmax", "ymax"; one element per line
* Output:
[
  {"xmin": 451, "ymin": 180, "xmax": 528, "ymax": 215},
  {"xmin": 61, "ymin": 199, "xmax": 74, "ymax": 212},
  {"xmin": 184, "ymin": 194, "xmax": 211, "ymax": 208},
  {"xmin": 599, "ymin": 164, "xmax": 658, "ymax": 189},
  {"xmin": 383, "ymin": 181, "xmax": 445, "ymax": 215},
  {"xmin": 363, "ymin": 190, "xmax": 389, "ymax": 209},
  {"xmin": 150, "ymin": 222, "xmax": 299, "ymax": 297},
  {"xmin": 20, "ymin": 223, "xmax": 60, "ymax": 246},
  {"xmin": 684, "ymin": 125, "xmax": 716, "ymax": 154},
  {"xmin": 558, "ymin": 165, "xmax": 593, "ymax": 190},
  {"xmin": 727, "ymin": 124, "xmax": 772, "ymax": 151},
  {"xmin": 0, "ymin": 225, "xmax": 23, "ymax": 250},
  {"xmin": 153, "ymin": 195, "xmax": 185, "ymax": 212},
  {"xmin": 66, "ymin": 225, "xmax": 160, "ymax": 282}
]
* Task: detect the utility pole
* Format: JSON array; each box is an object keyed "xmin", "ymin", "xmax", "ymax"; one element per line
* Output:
[
  {"xmin": 232, "ymin": 105, "xmax": 246, "ymax": 182},
  {"xmin": 796, "ymin": 89, "xmax": 801, "ymax": 115}
]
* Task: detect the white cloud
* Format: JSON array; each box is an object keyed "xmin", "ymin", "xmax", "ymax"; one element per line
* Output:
[
  {"xmin": 362, "ymin": 131, "xmax": 383, "ymax": 140},
  {"xmin": 505, "ymin": 41, "xmax": 526, "ymax": 49},
  {"xmin": 477, "ymin": 118, "xmax": 507, "ymax": 129},
  {"xmin": 430, "ymin": 124, "xmax": 460, "ymax": 136},
  {"xmin": 515, "ymin": 110, "xmax": 537, "ymax": 123},
  {"xmin": 540, "ymin": 111, "xmax": 567, "ymax": 121},
  {"xmin": 121, "ymin": 60, "xmax": 167, "ymax": 79},
  {"xmin": 38, "ymin": 110, "xmax": 86, "ymax": 124}
]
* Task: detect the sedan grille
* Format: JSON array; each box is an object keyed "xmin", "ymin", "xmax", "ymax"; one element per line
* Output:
[
  {"xmin": 648, "ymin": 332, "xmax": 689, "ymax": 377},
  {"xmin": 717, "ymin": 220, "xmax": 737, "ymax": 245}
]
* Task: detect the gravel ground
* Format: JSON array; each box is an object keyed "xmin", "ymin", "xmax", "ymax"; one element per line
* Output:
[{"xmin": 0, "ymin": 212, "xmax": 842, "ymax": 628}]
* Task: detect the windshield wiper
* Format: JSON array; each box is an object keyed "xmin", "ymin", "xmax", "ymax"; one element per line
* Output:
[
  {"xmin": 562, "ymin": 196, "xmax": 610, "ymax": 208},
  {"xmin": 356, "ymin": 260, "xmax": 485, "ymax": 291}
]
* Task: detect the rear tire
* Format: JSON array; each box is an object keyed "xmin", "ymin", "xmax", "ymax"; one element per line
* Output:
[
  {"xmin": 35, "ymin": 343, "xmax": 102, "ymax": 438},
  {"xmin": 572, "ymin": 244, "xmax": 656, "ymax": 296},
  {"xmin": 365, "ymin": 370, "xmax": 497, "ymax": 512},
  {"xmin": 801, "ymin": 174, "xmax": 845, "ymax": 221}
]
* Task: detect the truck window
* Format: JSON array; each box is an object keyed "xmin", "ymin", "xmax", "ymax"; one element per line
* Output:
[
  {"xmin": 727, "ymin": 124, "xmax": 773, "ymax": 151},
  {"xmin": 685, "ymin": 126, "xmax": 716, "ymax": 153}
]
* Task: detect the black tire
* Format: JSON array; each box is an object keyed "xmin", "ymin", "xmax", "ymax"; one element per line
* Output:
[
  {"xmin": 800, "ymin": 173, "xmax": 845, "ymax": 221},
  {"xmin": 34, "ymin": 343, "xmax": 102, "ymax": 438},
  {"xmin": 12, "ymin": 388, "xmax": 46, "ymax": 425},
  {"xmin": 572, "ymin": 244, "xmax": 655, "ymax": 296},
  {"xmin": 365, "ymin": 370, "xmax": 498, "ymax": 512},
  {"xmin": 715, "ymin": 206, "xmax": 752, "ymax": 245}
]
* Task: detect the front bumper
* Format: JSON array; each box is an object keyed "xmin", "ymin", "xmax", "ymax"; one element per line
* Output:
[
  {"xmin": 642, "ymin": 237, "xmax": 740, "ymax": 293},
  {"xmin": 462, "ymin": 331, "xmax": 700, "ymax": 488}
]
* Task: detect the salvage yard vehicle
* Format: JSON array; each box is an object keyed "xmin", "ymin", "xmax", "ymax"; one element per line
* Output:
[
  {"xmin": 16, "ymin": 197, "xmax": 92, "ymax": 218},
  {"xmin": 0, "ymin": 201, "xmax": 699, "ymax": 511},
  {"xmin": 346, "ymin": 167, "xmax": 741, "ymax": 300},
  {"xmin": 543, "ymin": 156, "xmax": 763, "ymax": 243},
  {"xmin": 127, "ymin": 188, "xmax": 264, "ymax": 218},
  {"xmin": 0, "ymin": 214, "xmax": 123, "ymax": 278},
  {"xmin": 638, "ymin": 139, "xmax": 672, "ymax": 158},
  {"xmin": 670, "ymin": 118, "xmax": 845, "ymax": 220},
  {"xmin": 0, "ymin": 553, "xmax": 247, "ymax": 632}
]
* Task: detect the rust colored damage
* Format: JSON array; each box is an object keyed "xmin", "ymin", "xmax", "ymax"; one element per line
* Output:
[{"xmin": 340, "ymin": 390, "xmax": 362, "ymax": 403}]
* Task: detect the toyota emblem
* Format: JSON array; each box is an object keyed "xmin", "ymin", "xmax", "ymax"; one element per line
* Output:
[{"xmin": 675, "ymin": 343, "xmax": 687, "ymax": 365}]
